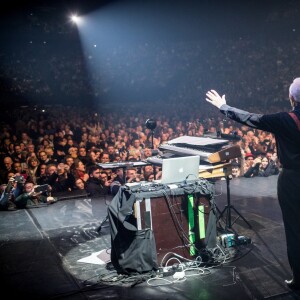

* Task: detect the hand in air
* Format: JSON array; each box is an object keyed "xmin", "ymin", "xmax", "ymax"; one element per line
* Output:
[{"xmin": 206, "ymin": 90, "xmax": 227, "ymax": 109}]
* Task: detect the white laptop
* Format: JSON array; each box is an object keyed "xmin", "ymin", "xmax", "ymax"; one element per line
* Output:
[{"xmin": 160, "ymin": 155, "xmax": 200, "ymax": 184}]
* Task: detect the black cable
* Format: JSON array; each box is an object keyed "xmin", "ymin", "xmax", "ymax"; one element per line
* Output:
[
  {"xmin": 161, "ymin": 189, "xmax": 191, "ymax": 247},
  {"xmin": 161, "ymin": 187, "xmax": 205, "ymax": 255},
  {"xmin": 161, "ymin": 180, "xmax": 216, "ymax": 254}
]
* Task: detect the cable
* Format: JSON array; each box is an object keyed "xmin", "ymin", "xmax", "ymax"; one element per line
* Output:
[
  {"xmin": 158, "ymin": 182, "xmax": 220, "ymax": 266},
  {"xmin": 161, "ymin": 189, "xmax": 192, "ymax": 248},
  {"xmin": 147, "ymin": 277, "xmax": 174, "ymax": 286}
]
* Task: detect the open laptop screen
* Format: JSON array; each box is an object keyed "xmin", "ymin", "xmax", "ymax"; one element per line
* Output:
[{"xmin": 160, "ymin": 155, "xmax": 200, "ymax": 184}]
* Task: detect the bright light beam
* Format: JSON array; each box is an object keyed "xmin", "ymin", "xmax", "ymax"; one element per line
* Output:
[{"xmin": 70, "ymin": 14, "xmax": 82, "ymax": 25}]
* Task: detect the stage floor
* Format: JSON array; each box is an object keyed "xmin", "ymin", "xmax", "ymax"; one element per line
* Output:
[{"xmin": 0, "ymin": 176, "xmax": 299, "ymax": 300}]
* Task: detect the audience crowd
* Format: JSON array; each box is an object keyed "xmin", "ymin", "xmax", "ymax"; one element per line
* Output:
[
  {"xmin": 0, "ymin": 99, "xmax": 282, "ymax": 211},
  {"xmin": 1, "ymin": 8, "xmax": 297, "ymax": 210}
]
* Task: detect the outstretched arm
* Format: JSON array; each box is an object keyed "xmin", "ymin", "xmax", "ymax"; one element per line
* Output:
[{"xmin": 205, "ymin": 89, "xmax": 269, "ymax": 131}]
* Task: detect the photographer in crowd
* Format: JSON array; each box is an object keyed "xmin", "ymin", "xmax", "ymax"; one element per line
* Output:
[
  {"xmin": 0, "ymin": 174, "xmax": 24, "ymax": 210},
  {"xmin": 14, "ymin": 181, "xmax": 54, "ymax": 209}
]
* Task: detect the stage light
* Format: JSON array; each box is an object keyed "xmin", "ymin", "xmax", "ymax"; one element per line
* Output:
[{"xmin": 70, "ymin": 14, "xmax": 82, "ymax": 24}]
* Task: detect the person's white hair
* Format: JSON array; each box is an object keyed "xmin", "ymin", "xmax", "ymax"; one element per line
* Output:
[{"xmin": 289, "ymin": 77, "xmax": 300, "ymax": 102}]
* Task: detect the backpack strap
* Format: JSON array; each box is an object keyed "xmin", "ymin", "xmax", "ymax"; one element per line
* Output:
[{"xmin": 288, "ymin": 112, "xmax": 300, "ymax": 131}]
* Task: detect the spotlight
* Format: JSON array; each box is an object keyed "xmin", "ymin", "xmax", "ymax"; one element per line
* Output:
[{"xmin": 70, "ymin": 14, "xmax": 81, "ymax": 24}]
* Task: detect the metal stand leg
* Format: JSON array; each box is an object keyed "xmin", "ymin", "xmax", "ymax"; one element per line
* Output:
[
  {"xmin": 218, "ymin": 175, "xmax": 252, "ymax": 230},
  {"xmin": 96, "ymin": 215, "xmax": 109, "ymax": 233}
]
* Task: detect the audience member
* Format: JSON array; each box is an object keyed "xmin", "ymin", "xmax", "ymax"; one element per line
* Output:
[
  {"xmin": 74, "ymin": 177, "xmax": 87, "ymax": 191},
  {"xmin": 27, "ymin": 157, "xmax": 40, "ymax": 184},
  {"xmin": 14, "ymin": 181, "xmax": 53, "ymax": 209},
  {"xmin": 48, "ymin": 163, "xmax": 75, "ymax": 196},
  {"xmin": 71, "ymin": 159, "xmax": 89, "ymax": 182},
  {"xmin": 231, "ymin": 161, "xmax": 241, "ymax": 178},
  {"xmin": 0, "ymin": 157, "xmax": 15, "ymax": 184},
  {"xmin": 244, "ymin": 156, "xmax": 280, "ymax": 178},
  {"xmin": 36, "ymin": 163, "xmax": 48, "ymax": 185},
  {"xmin": 11, "ymin": 144, "xmax": 27, "ymax": 163},
  {"xmin": 77, "ymin": 147, "xmax": 89, "ymax": 165},
  {"xmin": 85, "ymin": 165, "xmax": 110, "ymax": 197},
  {"xmin": 0, "ymin": 175, "xmax": 24, "ymax": 210}
]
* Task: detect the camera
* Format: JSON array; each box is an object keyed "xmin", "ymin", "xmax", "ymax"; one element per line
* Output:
[
  {"xmin": 34, "ymin": 184, "xmax": 49, "ymax": 193},
  {"xmin": 14, "ymin": 175, "xmax": 25, "ymax": 183}
]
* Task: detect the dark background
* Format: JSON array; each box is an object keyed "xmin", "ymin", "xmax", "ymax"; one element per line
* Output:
[{"xmin": 0, "ymin": 0, "xmax": 299, "ymax": 108}]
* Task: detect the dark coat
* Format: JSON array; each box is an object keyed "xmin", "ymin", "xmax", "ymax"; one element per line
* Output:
[{"xmin": 86, "ymin": 177, "xmax": 110, "ymax": 197}]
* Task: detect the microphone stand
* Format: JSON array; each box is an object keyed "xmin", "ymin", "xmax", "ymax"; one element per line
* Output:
[
  {"xmin": 217, "ymin": 169, "xmax": 252, "ymax": 231},
  {"xmin": 145, "ymin": 118, "xmax": 157, "ymax": 180},
  {"xmin": 150, "ymin": 129, "xmax": 157, "ymax": 179}
]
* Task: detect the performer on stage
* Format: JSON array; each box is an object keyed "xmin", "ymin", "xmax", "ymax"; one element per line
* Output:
[{"xmin": 205, "ymin": 78, "xmax": 300, "ymax": 290}]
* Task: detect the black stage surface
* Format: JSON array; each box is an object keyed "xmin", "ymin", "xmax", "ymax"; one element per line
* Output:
[{"xmin": 1, "ymin": 175, "xmax": 300, "ymax": 300}]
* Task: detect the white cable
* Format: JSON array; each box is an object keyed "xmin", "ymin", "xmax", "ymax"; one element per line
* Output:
[
  {"xmin": 183, "ymin": 267, "xmax": 205, "ymax": 277},
  {"xmin": 147, "ymin": 277, "xmax": 173, "ymax": 286},
  {"xmin": 165, "ymin": 257, "xmax": 182, "ymax": 267}
]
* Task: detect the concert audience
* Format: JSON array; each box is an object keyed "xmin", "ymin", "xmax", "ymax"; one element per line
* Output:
[
  {"xmin": 0, "ymin": 99, "xmax": 284, "ymax": 209},
  {"xmin": 3, "ymin": 23, "xmax": 298, "ymax": 208}
]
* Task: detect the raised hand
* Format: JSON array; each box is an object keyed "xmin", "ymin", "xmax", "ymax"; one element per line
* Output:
[{"xmin": 206, "ymin": 90, "xmax": 227, "ymax": 109}]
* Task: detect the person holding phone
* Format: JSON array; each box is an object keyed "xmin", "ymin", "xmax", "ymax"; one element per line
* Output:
[{"xmin": 0, "ymin": 175, "xmax": 24, "ymax": 210}]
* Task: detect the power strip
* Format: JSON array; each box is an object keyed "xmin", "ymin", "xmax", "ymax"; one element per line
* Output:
[{"xmin": 157, "ymin": 266, "xmax": 178, "ymax": 278}]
